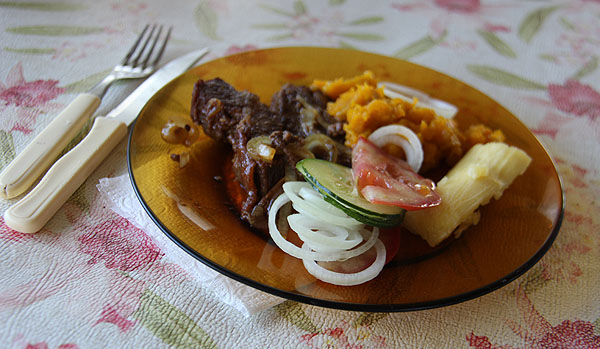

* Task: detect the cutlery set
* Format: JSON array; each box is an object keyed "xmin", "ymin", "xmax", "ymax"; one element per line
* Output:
[{"xmin": 0, "ymin": 25, "xmax": 208, "ymax": 233}]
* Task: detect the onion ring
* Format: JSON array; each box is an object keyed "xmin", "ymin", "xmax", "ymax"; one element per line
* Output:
[
  {"xmin": 368, "ymin": 124, "xmax": 424, "ymax": 172},
  {"xmin": 379, "ymin": 81, "xmax": 458, "ymax": 119},
  {"xmin": 268, "ymin": 191, "xmax": 379, "ymax": 262},
  {"xmin": 301, "ymin": 239, "xmax": 386, "ymax": 286},
  {"xmin": 287, "ymin": 214, "xmax": 362, "ymax": 250},
  {"xmin": 283, "ymin": 182, "xmax": 363, "ymax": 228}
]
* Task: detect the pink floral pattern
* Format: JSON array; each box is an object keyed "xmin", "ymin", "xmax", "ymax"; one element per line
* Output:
[
  {"xmin": 541, "ymin": 8, "xmax": 600, "ymax": 68},
  {"xmin": 10, "ymin": 334, "xmax": 79, "ymax": 349},
  {"xmin": 0, "ymin": 75, "xmax": 61, "ymax": 108},
  {"xmin": 66, "ymin": 196, "xmax": 192, "ymax": 333},
  {"xmin": 0, "ymin": 63, "xmax": 64, "ymax": 134},
  {"xmin": 224, "ymin": 44, "xmax": 259, "ymax": 56},
  {"xmin": 94, "ymin": 273, "xmax": 146, "ymax": 332},
  {"xmin": 528, "ymin": 110, "xmax": 569, "ymax": 140},
  {"xmin": 0, "ymin": 218, "xmax": 37, "ymax": 243},
  {"xmin": 51, "ymin": 41, "xmax": 108, "ymax": 62},
  {"xmin": 109, "ymin": 1, "xmax": 148, "ymax": 14},
  {"xmin": 24, "ymin": 343, "xmax": 79, "ymax": 349},
  {"xmin": 255, "ymin": 2, "xmax": 385, "ymax": 46},
  {"xmin": 537, "ymin": 159, "xmax": 599, "ymax": 285},
  {"xmin": 0, "ymin": 238, "xmax": 91, "ymax": 310},
  {"xmin": 203, "ymin": 0, "xmax": 229, "ymax": 13},
  {"xmin": 548, "ymin": 80, "xmax": 600, "ymax": 120},
  {"xmin": 434, "ymin": 0, "xmax": 481, "ymax": 13},
  {"xmin": 540, "ymin": 241, "xmax": 588, "ymax": 284},
  {"xmin": 392, "ymin": 0, "xmax": 513, "ymax": 37},
  {"xmin": 78, "ymin": 217, "xmax": 163, "ymax": 272},
  {"xmin": 301, "ymin": 320, "xmax": 386, "ymax": 348},
  {"xmin": 467, "ymin": 287, "xmax": 600, "ymax": 348}
]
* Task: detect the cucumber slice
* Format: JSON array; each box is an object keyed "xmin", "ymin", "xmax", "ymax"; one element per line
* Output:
[{"xmin": 297, "ymin": 159, "xmax": 405, "ymax": 227}]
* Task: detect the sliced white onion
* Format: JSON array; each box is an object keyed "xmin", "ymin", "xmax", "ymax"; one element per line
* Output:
[
  {"xmin": 268, "ymin": 190, "xmax": 379, "ymax": 262},
  {"xmin": 268, "ymin": 181, "xmax": 391, "ymax": 285},
  {"xmin": 283, "ymin": 182, "xmax": 363, "ymax": 229},
  {"xmin": 379, "ymin": 81, "xmax": 458, "ymax": 119},
  {"xmin": 161, "ymin": 186, "xmax": 215, "ymax": 231},
  {"xmin": 287, "ymin": 214, "xmax": 362, "ymax": 250},
  {"xmin": 301, "ymin": 239, "xmax": 386, "ymax": 286},
  {"xmin": 300, "ymin": 228, "xmax": 376, "ymax": 257},
  {"xmin": 298, "ymin": 186, "xmax": 348, "ymax": 218},
  {"xmin": 368, "ymin": 124, "xmax": 424, "ymax": 172}
]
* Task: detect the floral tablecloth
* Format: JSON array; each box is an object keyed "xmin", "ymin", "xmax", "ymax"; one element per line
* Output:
[{"xmin": 1, "ymin": 1, "xmax": 599, "ymax": 348}]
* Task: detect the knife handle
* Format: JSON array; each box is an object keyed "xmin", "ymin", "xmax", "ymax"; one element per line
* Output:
[
  {"xmin": 4, "ymin": 116, "xmax": 127, "ymax": 233},
  {"xmin": 0, "ymin": 93, "xmax": 101, "ymax": 199}
]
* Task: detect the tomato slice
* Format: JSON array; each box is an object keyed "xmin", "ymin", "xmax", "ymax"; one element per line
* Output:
[{"xmin": 352, "ymin": 137, "xmax": 441, "ymax": 210}]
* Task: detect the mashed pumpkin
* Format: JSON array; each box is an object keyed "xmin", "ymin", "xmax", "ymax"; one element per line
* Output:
[{"xmin": 310, "ymin": 71, "xmax": 505, "ymax": 172}]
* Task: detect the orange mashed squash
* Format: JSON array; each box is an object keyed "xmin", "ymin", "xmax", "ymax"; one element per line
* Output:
[{"xmin": 310, "ymin": 71, "xmax": 505, "ymax": 172}]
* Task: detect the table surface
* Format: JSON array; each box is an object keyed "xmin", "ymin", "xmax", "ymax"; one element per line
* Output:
[{"xmin": 1, "ymin": 1, "xmax": 599, "ymax": 348}]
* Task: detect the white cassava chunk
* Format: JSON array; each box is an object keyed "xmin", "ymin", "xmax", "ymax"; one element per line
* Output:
[{"xmin": 403, "ymin": 142, "xmax": 532, "ymax": 247}]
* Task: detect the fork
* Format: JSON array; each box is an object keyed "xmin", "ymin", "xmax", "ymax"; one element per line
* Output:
[{"xmin": 0, "ymin": 24, "xmax": 171, "ymax": 199}]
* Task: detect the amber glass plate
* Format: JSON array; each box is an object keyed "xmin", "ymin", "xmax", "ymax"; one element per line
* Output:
[{"xmin": 128, "ymin": 47, "xmax": 563, "ymax": 312}]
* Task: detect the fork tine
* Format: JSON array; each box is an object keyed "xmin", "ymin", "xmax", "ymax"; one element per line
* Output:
[
  {"xmin": 140, "ymin": 25, "xmax": 163, "ymax": 69},
  {"xmin": 88, "ymin": 24, "xmax": 172, "ymax": 99},
  {"xmin": 149, "ymin": 26, "xmax": 172, "ymax": 68},
  {"xmin": 121, "ymin": 24, "xmax": 149, "ymax": 65},
  {"xmin": 130, "ymin": 24, "xmax": 157, "ymax": 68}
]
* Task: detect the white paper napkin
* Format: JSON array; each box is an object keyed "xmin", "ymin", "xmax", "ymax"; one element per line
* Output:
[{"xmin": 96, "ymin": 174, "xmax": 284, "ymax": 317}]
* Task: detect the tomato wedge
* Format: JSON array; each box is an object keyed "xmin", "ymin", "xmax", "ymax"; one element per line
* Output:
[{"xmin": 352, "ymin": 137, "xmax": 441, "ymax": 210}]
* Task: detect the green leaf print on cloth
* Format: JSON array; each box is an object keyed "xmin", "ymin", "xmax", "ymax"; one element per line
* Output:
[
  {"xmin": 252, "ymin": 23, "xmax": 289, "ymax": 30},
  {"xmin": 0, "ymin": 2, "xmax": 86, "ymax": 11},
  {"xmin": 6, "ymin": 25, "xmax": 103, "ymax": 36},
  {"xmin": 347, "ymin": 16, "xmax": 384, "ymax": 26},
  {"xmin": 393, "ymin": 31, "xmax": 447, "ymax": 60},
  {"xmin": 559, "ymin": 16, "xmax": 577, "ymax": 31},
  {"xmin": 0, "ymin": 130, "xmax": 16, "ymax": 170},
  {"xmin": 467, "ymin": 65, "xmax": 546, "ymax": 90},
  {"xmin": 265, "ymin": 33, "xmax": 295, "ymax": 42},
  {"xmin": 69, "ymin": 182, "xmax": 91, "ymax": 214},
  {"xmin": 477, "ymin": 29, "xmax": 517, "ymax": 58},
  {"xmin": 3, "ymin": 47, "xmax": 56, "ymax": 55},
  {"xmin": 518, "ymin": 6, "xmax": 560, "ymax": 43},
  {"xmin": 336, "ymin": 32, "xmax": 384, "ymax": 41},
  {"xmin": 353, "ymin": 312, "xmax": 389, "ymax": 327},
  {"xmin": 338, "ymin": 40, "xmax": 358, "ymax": 50},
  {"xmin": 275, "ymin": 301, "xmax": 319, "ymax": 333},
  {"xmin": 134, "ymin": 289, "xmax": 217, "ymax": 349},
  {"xmin": 256, "ymin": 2, "xmax": 384, "ymax": 44},
  {"xmin": 62, "ymin": 69, "xmax": 112, "ymax": 94},
  {"xmin": 194, "ymin": 0, "xmax": 220, "ymax": 41},
  {"xmin": 517, "ymin": 264, "xmax": 549, "ymax": 295},
  {"xmin": 539, "ymin": 53, "xmax": 557, "ymax": 62},
  {"xmin": 293, "ymin": 0, "xmax": 307, "ymax": 16},
  {"xmin": 572, "ymin": 56, "xmax": 598, "ymax": 81},
  {"xmin": 259, "ymin": 3, "xmax": 298, "ymax": 17}
]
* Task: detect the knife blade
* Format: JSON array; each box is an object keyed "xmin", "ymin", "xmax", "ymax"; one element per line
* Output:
[{"xmin": 4, "ymin": 48, "xmax": 209, "ymax": 233}]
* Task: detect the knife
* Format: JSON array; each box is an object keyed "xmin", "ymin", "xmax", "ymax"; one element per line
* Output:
[{"xmin": 4, "ymin": 48, "xmax": 209, "ymax": 234}]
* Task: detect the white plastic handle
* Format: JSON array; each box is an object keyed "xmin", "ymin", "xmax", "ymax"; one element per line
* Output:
[
  {"xmin": 4, "ymin": 116, "xmax": 128, "ymax": 233},
  {"xmin": 0, "ymin": 93, "xmax": 101, "ymax": 199}
]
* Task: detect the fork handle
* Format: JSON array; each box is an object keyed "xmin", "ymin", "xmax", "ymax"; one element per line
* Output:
[
  {"xmin": 0, "ymin": 93, "xmax": 101, "ymax": 199},
  {"xmin": 4, "ymin": 116, "xmax": 127, "ymax": 233}
]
